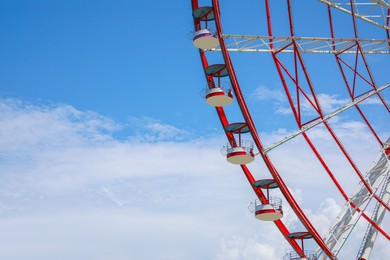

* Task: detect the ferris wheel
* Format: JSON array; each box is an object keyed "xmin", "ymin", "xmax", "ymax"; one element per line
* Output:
[{"xmin": 190, "ymin": 1, "xmax": 389, "ymax": 259}]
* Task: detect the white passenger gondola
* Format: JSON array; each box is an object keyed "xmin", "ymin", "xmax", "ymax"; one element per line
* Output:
[{"xmin": 192, "ymin": 6, "xmax": 219, "ymax": 49}]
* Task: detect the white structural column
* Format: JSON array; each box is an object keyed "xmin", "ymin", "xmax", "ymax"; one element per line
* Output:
[
  {"xmin": 357, "ymin": 173, "xmax": 390, "ymax": 259},
  {"xmin": 317, "ymin": 140, "xmax": 390, "ymax": 259}
]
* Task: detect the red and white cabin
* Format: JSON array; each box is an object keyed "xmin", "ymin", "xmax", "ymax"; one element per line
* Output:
[
  {"xmin": 251, "ymin": 179, "xmax": 283, "ymax": 221},
  {"xmin": 192, "ymin": 7, "xmax": 219, "ymax": 49},
  {"xmin": 193, "ymin": 29, "xmax": 219, "ymax": 49},
  {"xmin": 254, "ymin": 197, "xmax": 283, "ymax": 221},
  {"xmin": 205, "ymin": 87, "xmax": 233, "ymax": 107},
  {"xmin": 226, "ymin": 146, "xmax": 254, "ymax": 165},
  {"xmin": 222, "ymin": 122, "xmax": 255, "ymax": 165},
  {"xmin": 284, "ymin": 232, "xmax": 317, "ymax": 260}
]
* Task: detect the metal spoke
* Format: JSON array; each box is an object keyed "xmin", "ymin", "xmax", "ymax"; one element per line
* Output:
[
  {"xmin": 263, "ymin": 83, "xmax": 390, "ymax": 153},
  {"xmin": 209, "ymin": 35, "xmax": 390, "ymax": 54},
  {"xmin": 319, "ymin": 0, "xmax": 390, "ymax": 30}
]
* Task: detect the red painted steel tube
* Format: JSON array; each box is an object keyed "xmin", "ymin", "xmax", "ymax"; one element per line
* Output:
[
  {"xmin": 325, "ymin": 3, "xmax": 390, "ymax": 213},
  {"xmin": 326, "ymin": 4, "xmax": 389, "ymax": 145},
  {"xmin": 303, "ymin": 131, "xmax": 389, "ymax": 240},
  {"xmin": 212, "ymin": 0, "xmax": 334, "ymax": 258},
  {"xmin": 191, "ymin": 0, "xmax": 304, "ymax": 255},
  {"xmin": 266, "ymin": 0, "xmax": 389, "ymax": 255},
  {"xmin": 387, "ymin": 9, "xmax": 390, "ymax": 46},
  {"xmin": 323, "ymin": 120, "xmax": 390, "ymax": 212},
  {"xmin": 288, "ymin": 0, "xmax": 389, "ymax": 225},
  {"xmin": 274, "ymin": 0, "xmax": 389, "ymax": 239}
]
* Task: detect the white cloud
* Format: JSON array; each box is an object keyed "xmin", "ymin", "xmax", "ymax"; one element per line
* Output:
[
  {"xmin": 0, "ymin": 99, "xmax": 227, "ymax": 190},
  {"xmin": 0, "ymin": 98, "xmax": 388, "ymax": 260},
  {"xmin": 216, "ymin": 235, "xmax": 281, "ymax": 260},
  {"xmin": 316, "ymin": 93, "xmax": 349, "ymax": 114},
  {"xmin": 0, "ymin": 98, "xmax": 251, "ymax": 259},
  {"xmin": 0, "ymin": 209, "xmax": 226, "ymax": 260},
  {"xmin": 268, "ymin": 90, "xmax": 386, "ymax": 118},
  {"xmin": 291, "ymin": 93, "xmax": 349, "ymax": 116},
  {"xmin": 275, "ymin": 105, "xmax": 293, "ymax": 115},
  {"xmin": 251, "ymin": 85, "xmax": 285, "ymax": 102},
  {"xmin": 360, "ymin": 95, "xmax": 388, "ymax": 106},
  {"xmin": 303, "ymin": 198, "xmax": 341, "ymax": 237},
  {"xmin": 249, "ymin": 86, "xmax": 386, "ymax": 124},
  {"xmin": 256, "ymin": 89, "xmax": 351, "ymax": 117},
  {"xmin": 0, "ymin": 98, "xmax": 118, "ymax": 153},
  {"xmin": 127, "ymin": 116, "xmax": 192, "ymax": 142}
]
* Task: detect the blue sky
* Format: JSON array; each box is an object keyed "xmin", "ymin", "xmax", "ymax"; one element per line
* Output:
[
  {"xmin": 0, "ymin": 0, "xmax": 213, "ymax": 138},
  {"xmin": 0, "ymin": 1, "xmax": 389, "ymax": 260}
]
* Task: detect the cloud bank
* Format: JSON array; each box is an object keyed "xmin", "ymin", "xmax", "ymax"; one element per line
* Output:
[{"xmin": 0, "ymin": 98, "xmax": 388, "ymax": 260}]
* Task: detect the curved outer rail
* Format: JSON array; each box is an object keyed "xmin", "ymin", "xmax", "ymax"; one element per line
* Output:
[
  {"xmin": 210, "ymin": 0, "xmax": 336, "ymax": 258},
  {"xmin": 191, "ymin": 0, "xmax": 305, "ymax": 256}
]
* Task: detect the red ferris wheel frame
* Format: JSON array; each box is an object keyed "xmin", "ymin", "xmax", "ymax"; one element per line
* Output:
[{"xmin": 191, "ymin": 1, "xmax": 389, "ymax": 259}]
